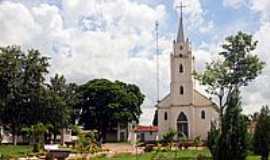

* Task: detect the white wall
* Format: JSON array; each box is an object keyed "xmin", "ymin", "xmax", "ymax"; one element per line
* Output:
[
  {"xmin": 128, "ymin": 131, "xmax": 158, "ymax": 144},
  {"xmin": 158, "ymin": 105, "xmax": 219, "ymax": 140}
]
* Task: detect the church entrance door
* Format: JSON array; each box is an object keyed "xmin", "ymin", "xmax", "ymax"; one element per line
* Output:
[{"xmin": 177, "ymin": 112, "xmax": 189, "ymax": 138}]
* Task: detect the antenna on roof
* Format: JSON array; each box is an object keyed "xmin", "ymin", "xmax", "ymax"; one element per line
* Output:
[{"xmin": 155, "ymin": 21, "xmax": 160, "ymax": 103}]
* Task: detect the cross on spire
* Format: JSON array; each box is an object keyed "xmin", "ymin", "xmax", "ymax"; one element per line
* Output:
[
  {"xmin": 176, "ymin": 0, "xmax": 187, "ymax": 43},
  {"xmin": 176, "ymin": 0, "xmax": 186, "ymax": 18}
]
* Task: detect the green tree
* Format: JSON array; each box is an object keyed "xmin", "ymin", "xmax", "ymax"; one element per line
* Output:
[
  {"xmin": 162, "ymin": 129, "xmax": 177, "ymax": 150},
  {"xmin": 253, "ymin": 106, "xmax": 270, "ymax": 160},
  {"xmin": 195, "ymin": 32, "xmax": 264, "ymax": 125},
  {"xmin": 152, "ymin": 109, "xmax": 158, "ymax": 126},
  {"xmin": 217, "ymin": 88, "xmax": 248, "ymax": 160},
  {"xmin": 46, "ymin": 74, "xmax": 73, "ymax": 144},
  {"xmin": 195, "ymin": 32, "xmax": 265, "ymax": 159},
  {"xmin": 79, "ymin": 79, "xmax": 144, "ymax": 141},
  {"xmin": 0, "ymin": 46, "xmax": 49, "ymax": 145},
  {"xmin": 22, "ymin": 123, "xmax": 50, "ymax": 152},
  {"xmin": 207, "ymin": 122, "xmax": 220, "ymax": 159}
]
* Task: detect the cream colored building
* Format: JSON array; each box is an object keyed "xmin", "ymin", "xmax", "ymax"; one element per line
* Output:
[{"xmin": 156, "ymin": 9, "xmax": 219, "ymax": 140}]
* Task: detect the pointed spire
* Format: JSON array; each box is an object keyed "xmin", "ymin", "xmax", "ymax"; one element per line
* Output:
[{"xmin": 176, "ymin": 1, "xmax": 185, "ymax": 43}]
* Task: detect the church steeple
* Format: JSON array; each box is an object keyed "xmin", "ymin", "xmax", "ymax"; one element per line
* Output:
[{"xmin": 176, "ymin": 1, "xmax": 185, "ymax": 43}]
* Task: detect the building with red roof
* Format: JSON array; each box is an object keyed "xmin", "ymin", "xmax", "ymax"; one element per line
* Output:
[{"xmin": 128, "ymin": 125, "xmax": 158, "ymax": 143}]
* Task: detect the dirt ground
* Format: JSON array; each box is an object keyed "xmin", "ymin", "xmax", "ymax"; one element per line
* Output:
[{"xmin": 102, "ymin": 143, "xmax": 142, "ymax": 154}]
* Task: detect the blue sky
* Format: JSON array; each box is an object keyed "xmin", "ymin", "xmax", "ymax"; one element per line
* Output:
[{"xmin": 1, "ymin": 0, "xmax": 270, "ymax": 124}]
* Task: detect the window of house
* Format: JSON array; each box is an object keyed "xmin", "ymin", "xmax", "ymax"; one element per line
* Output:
[
  {"xmin": 201, "ymin": 110, "xmax": 206, "ymax": 119},
  {"xmin": 180, "ymin": 86, "xmax": 184, "ymax": 95},
  {"xmin": 164, "ymin": 112, "xmax": 168, "ymax": 120},
  {"xmin": 179, "ymin": 64, "xmax": 183, "ymax": 73}
]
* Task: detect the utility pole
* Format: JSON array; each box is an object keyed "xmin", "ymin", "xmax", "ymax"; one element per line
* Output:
[{"xmin": 155, "ymin": 21, "xmax": 160, "ymax": 103}]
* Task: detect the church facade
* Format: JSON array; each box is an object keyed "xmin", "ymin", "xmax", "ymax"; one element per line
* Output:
[{"xmin": 156, "ymin": 10, "xmax": 219, "ymax": 140}]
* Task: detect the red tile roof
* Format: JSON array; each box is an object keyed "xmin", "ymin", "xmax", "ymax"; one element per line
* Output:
[{"xmin": 134, "ymin": 125, "xmax": 158, "ymax": 132}]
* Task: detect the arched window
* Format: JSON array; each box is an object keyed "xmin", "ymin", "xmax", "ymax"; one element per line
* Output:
[
  {"xmin": 180, "ymin": 45, "xmax": 183, "ymax": 50},
  {"xmin": 180, "ymin": 86, "xmax": 184, "ymax": 95},
  {"xmin": 164, "ymin": 112, "xmax": 168, "ymax": 120},
  {"xmin": 177, "ymin": 112, "xmax": 188, "ymax": 138},
  {"xmin": 201, "ymin": 110, "xmax": 206, "ymax": 119},
  {"xmin": 179, "ymin": 64, "xmax": 183, "ymax": 73}
]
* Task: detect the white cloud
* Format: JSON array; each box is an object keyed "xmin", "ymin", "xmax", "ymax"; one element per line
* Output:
[
  {"xmin": 0, "ymin": 0, "xmax": 170, "ymax": 125},
  {"xmin": 223, "ymin": 0, "xmax": 247, "ymax": 9},
  {"xmin": 249, "ymin": 0, "xmax": 270, "ymax": 21},
  {"xmin": 241, "ymin": 22, "xmax": 270, "ymax": 114},
  {"xmin": 0, "ymin": 1, "xmax": 39, "ymax": 46},
  {"xmin": 223, "ymin": 0, "xmax": 270, "ymax": 21},
  {"xmin": 174, "ymin": 0, "xmax": 215, "ymax": 34}
]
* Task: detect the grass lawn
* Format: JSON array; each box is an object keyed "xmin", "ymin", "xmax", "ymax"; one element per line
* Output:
[
  {"xmin": 0, "ymin": 145, "xmax": 33, "ymax": 158},
  {"xmin": 93, "ymin": 149, "xmax": 263, "ymax": 160},
  {"xmin": 0, "ymin": 145, "xmax": 263, "ymax": 160},
  {"xmin": 93, "ymin": 149, "xmax": 211, "ymax": 160}
]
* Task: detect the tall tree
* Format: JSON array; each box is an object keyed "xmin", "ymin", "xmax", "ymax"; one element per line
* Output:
[
  {"xmin": 46, "ymin": 74, "xmax": 73, "ymax": 143},
  {"xmin": 217, "ymin": 88, "xmax": 248, "ymax": 160},
  {"xmin": 195, "ymin": 32, "xmax": 265, "ymax": 158},
  {"xmin": 195, "ymin": 32, "xmax": 264, "ymax": 126},
  {"xmin": 79, "ymin": 79, "xmax": 144, "ymax": 141},
  {"xmin": 0, "ymin": 46, "xmax": 49, "ymax": 145},
  {"xmin": 253, "ymin": 106, "xmax": 270, "ymax": 160}
]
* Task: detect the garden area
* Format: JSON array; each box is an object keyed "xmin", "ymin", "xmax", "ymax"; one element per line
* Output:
[
  {"xmin": 0, "ymin": 145, "xmax": 33, "ymax": 158},
  {"xmin": 92, "ymin": 151, "xmax": 261, "ymax": 160},
  {"xmin": 0, "ymin": 144, "xmax": 264, "ymax": 160}
]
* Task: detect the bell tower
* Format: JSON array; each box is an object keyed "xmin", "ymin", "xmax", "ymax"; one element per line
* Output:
[{"xmin": 170, "ymin": 2, "xmax": 194, "ymax": 106}]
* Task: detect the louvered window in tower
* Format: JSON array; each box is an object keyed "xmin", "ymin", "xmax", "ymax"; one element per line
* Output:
[
  {"xmin": 180, "ymin": 86, "xmax": 184, "ymax": 95},
  {"xmin": 179, "ymin": 64, "xmax": 183, "ymax": 73}
]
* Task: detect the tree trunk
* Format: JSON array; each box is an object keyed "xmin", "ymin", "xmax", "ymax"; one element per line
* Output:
[
  {"xmin": 101, "ymin": 126, "xmax": 107, "ymax": 143},
  {"xmin": 261, "ymin": 156, "xmax": 268, "ymax": 160},
  {"xmin": 60, "ymin": 128, "xmax": 65, "ymax": 146},
  {"xmin": 219, "ymin": 96, "xmax": 223, "ymax": 130},
  {"xmin": 261, "ymin": 152, "xmax": 268, "ymax": 160},
  {"xmin": 0, "ymin": 129, "xmax": 2, "ymax": 145},
  {"xmin": 12, "ymin": 133, "xmax": 17, "ymax": 146},
  {"xmin": 53, "ymin": 133, "xmax": 57, "ymax": 143}
]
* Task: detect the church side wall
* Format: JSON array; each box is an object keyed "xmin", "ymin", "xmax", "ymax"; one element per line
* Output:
[
  {"xmin": 193, "ymin": 106, "xmax": 219, "ymax": 140},
  {"xmin": 158, "ymin": 108, "xmax": 170, "ymax": 138},
  {"xmin": 194, "ymin": 107, "xmax": 211, "ymax": 140}
]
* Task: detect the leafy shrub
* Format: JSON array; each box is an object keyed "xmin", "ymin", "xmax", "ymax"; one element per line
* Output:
[
  {"xmin": 144, "ymin": 144, "xmax": 154, "ymax": 152},
  {"xmin": 76, "ymin": 131, "xmax": 101, "ymax": 154},
  {"xmin": 162, "ymin": 129, "xmax": 177, "ymax": 143},
  {"xmin": 197, "ymin": 154, "xmax": 209, "ymax": 160}
]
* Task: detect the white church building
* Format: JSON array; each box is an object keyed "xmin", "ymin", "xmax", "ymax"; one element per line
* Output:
[{"xmin": 156, "ymin": 8, "xmax": 219, "ymax": 140}]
